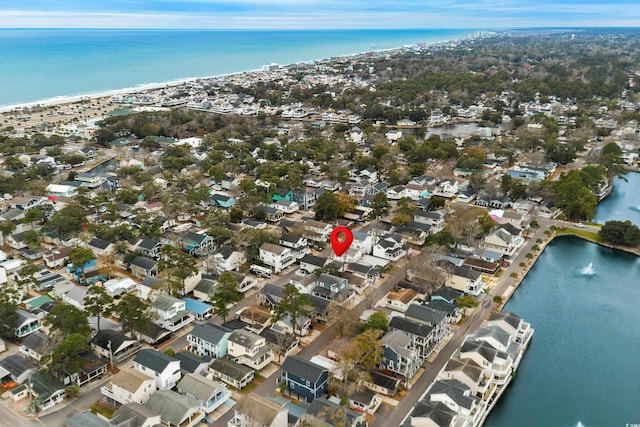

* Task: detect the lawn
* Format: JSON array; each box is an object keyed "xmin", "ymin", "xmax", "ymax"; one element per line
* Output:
[{"xmin": 556, "ymin": 227, "xmax": 602, "ymax": 243}]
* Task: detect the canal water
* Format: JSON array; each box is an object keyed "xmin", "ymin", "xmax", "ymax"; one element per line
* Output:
[
  {"xmin": 486, "ymin": 173, "xmax": 640, "ymax": 427},
  {"xmin": 593, "ymin": 172, "xmax": 640, "ymax": 226}
]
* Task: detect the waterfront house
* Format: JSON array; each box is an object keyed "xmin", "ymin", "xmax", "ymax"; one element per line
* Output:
[
  {"xmin": 101, "ymin": 367, "xmax": 156, "ymax": 406},
  {"xmin": 409, "ymin": 400, "xmax": 459, "ymax": 427},
  {"xmin": 209, "ymin": 357, "xmax": 254, "ymax": 390},
  {"xmin": 227, "ymin": 329, "xmax": 274, "ymax": 370},
  {"xmin": 145, "ymin": 389, "xmax": 204, "ymax": 427},
  {"xmin": 421, "ymin": 379, "xmax": 483, "ymax": 426},
  {"xmin": 229, "ymin": 394, "xmax": 288, "ymax": 427},
  {"xmin": 487, "ymin": 311, "xmax": 533, "ymax": 346},
  {"xmin": 459, "ymin": 339, "xmax": 513, "ymax": 387},
  {"xmin": 133, "ymin": 349, "xmax": 181, "ymax": 390},
  {"xmin": 177, "ymin": 373, "xmax": 231, "ymax": 415},
  {"xmin": 380, "ymin": 330, "xmax": 422, "ymax": 381},
  {"xmin": 91, "ymin": 330, "xmax": 142, "ymax": 364},
  {"xmin": 151, "ymin": 294, "xmax": 194, "ymax": 332},
  {"xmin": 441, "ymin": 357, "xmax": 493, "ymax": 402},
  {"xmin": 187, "ymin": 323, "xmax": 232, "ymax": 359},
  {"xmin": 280, "ymin": 355, "xmax": 330, "ymax": 403}
]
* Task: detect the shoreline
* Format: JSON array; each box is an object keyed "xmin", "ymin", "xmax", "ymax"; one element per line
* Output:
[{"xmin": 0, "ymin": 31, "xmax": 475, "ymax": 115}]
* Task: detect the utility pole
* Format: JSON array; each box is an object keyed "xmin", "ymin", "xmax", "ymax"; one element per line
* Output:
[{"xmin": 107, "ymin": 340, "xmax": 114, "ymax": 371}]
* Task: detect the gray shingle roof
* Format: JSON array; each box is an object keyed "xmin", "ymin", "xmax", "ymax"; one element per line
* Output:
[
  {"xmin": 189, "ymin": 322, "xmax": 231, "ymax": 345},
  {"xmin": 145, "ymin": 390, "xmax": 199, "ymax": 426},
  {"xmin": 210, "ymin": 357, "xmax": 254, "ymax": 381},
  {"xmin": 405, "ymin": 303, "xmax": 447, "ymax": 327},
  {"xmin": 281, "ymin": 355, "xmax": 327, "ymax": 383},
  {"xmin": 133, "ymin": 349, "xmax": 178, "ymax": 373},
  {"xmin": 177, "ymin": 373, "xmax": 226, "ymax": 401}
]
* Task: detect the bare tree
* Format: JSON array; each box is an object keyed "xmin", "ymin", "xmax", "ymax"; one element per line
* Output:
[{"xmin": 407, "ymin": 250, "xmax": 447, "ymax": 295}]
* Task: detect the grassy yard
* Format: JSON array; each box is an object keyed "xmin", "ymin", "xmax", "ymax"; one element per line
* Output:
[
  {"xmin": 90, "ymin": 400, "xmax": 117, "ymax": 419},
  {"xmin": 556, "ymin": 227, "xmax": 602, "ymax": 243}
]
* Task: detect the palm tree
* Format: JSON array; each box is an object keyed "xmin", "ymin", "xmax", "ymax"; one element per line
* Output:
[{"xmin": 510, "ymin": 272, "xmax": 519, "ymax": 284}]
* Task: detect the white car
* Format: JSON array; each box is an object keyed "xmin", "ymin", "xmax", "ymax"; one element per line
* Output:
[{"xmin": 574, "ymin": 222, "xmax": 587, "ymax": 228}]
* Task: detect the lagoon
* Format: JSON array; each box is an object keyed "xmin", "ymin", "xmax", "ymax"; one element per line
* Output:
[
  {"xmin": 593, "ymin": 172, "xmax": 640, "ymax": 226},
  {"xmin": 485, "ymin": 235, "xmax": 640, "ymax": 426}
]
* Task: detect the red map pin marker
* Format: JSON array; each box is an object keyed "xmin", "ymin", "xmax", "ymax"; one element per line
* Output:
[{"xmin": 330, "ymin": 226, "xmax": 353, "ymax": 257}]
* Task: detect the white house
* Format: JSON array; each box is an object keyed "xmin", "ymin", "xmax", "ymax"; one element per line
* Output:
[
  {"xmin": 177, "ymin": 373, "xmax": 231, "ymax": 415},
  {"xmin": 433, "ymin": 179, "xmax": 459, "ymax": 198},
  {"xmin": 101, "ymin": 367, "xmax": 157, "ymax": 406},
  {"xmin": 151, "ymin": 294, "xmax": 194, "ymax": 332},
  {"xmin": 444, "ymin": 264, "xmax": 484, "ymax": 296},
  {"xmin": 259, "ymin": 243, "xmax": 295, "ymax": 274},
  {"xmin": 373, "ymin": 234, "xmax": 406, "ymax": 261},
  {"xmin": 229, "ymin": 394, "xmax": 288, "ymax": 427},
  {"xmin": 483, "ymin": 224, "xmax": 524, "ymax": 258},
  {"xmin": 227, "ymin": 329, "xmax": 274, "ymax": 371},
  {"xmin": 133, "ymin": 349, "xmax": 181, "ymax": 390}
]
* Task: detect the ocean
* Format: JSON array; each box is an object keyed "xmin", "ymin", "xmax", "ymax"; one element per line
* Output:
[{"xmin": 0, "ymin": 28, "xmax": 472, "ymax": 109}]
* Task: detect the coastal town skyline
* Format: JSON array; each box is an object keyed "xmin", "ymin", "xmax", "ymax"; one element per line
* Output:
[{"xmin": 1, "ymin": 0, "xmax": 639, "ymax": 29}]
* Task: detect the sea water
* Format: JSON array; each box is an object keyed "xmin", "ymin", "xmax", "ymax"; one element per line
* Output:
[
  {"xmin": 0, "ymin": 28, "xmax": 471, "ymax": 108},
  {"xmin": 485, "ymin": 236, "xmax": 640, "ymax": 426}
]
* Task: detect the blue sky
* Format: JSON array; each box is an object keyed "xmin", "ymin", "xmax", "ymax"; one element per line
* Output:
[{"xmin": 0, "ymin": 0, "xmax": 638, "ymax": 29}]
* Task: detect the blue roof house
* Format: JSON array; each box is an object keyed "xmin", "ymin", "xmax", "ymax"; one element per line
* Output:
[
  {"xmin": 182, "ymin": 297, "xmax": 213, "ymax": 321},
  {"xmin": 280, "ymin": 355, "xmax": 329, "ymax": 403}
]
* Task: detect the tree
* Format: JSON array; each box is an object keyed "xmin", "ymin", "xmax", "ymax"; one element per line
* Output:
[
  {"xmin": 272, "ymin": 284, "xmax": 310, "ymax": 338},
  {"xmin": 46, "ymin": 304, "xmax": 90, "ymax": 338},
  {"xmin": 69, "ymin": 247, "xmax": 96, "ymax": 284},
  {"xmin": 362, "ymin": 311, "xmax": 389, "ymax": 333},
  {"xmin": 456, "ymin": 295, "xmax": 479, "ymax": 310},
  {"xmin": 351, "ymin": 329, "xmax": 383, "ymax": 370},
  {"xmin": 599, "ymin": 220, "xmax": 640, "ymax": 246},
  {"xmin": 509, "ymin": 272, "xmax": 519, "ymax": 284},
  {"xmin": 211, "ymin": 272, "xmax": 242, "ymax": 322},
  {"xmin": 391, "ymin": 197, "xmax": 416, "ymax": 226},
  {"xmin": 84, "ymin": 286, "xmax": 114, "ymax": 332},
  {"xmin": 0, "ymin": 286, "xmax": 19, "ymax": 339},
  {"xmin": 22, "ymin": 229, "xmax": 42, "ymax": 248},
  {"xmin": 430, "ymin": 196, "xmax": 446, "ymax": 209},
  {"xmin": 157, "ymin": 245, "xmax": 198, "ymax": 296},
  {"xmin": 18, "ymin": 262, "xmax": 40, "ymax": 297},
  {"xmin": 493, "ymin": 295, "xmax": 503, "ymax": 304},
  {"xmin": 326, "ymin": 302, "xmax": 358, "ymax": 337},
  {"xmin": 42, "ymin": 333, "xmax": 90, "ymax": 380},
  {"xmin": 0, "ymin": 220, "xmax": 16, "ymax": 239},
  {"xmin": 114, "ymin": 294, "xmax": 149, "ymax": 336},
  {"xmin": 43, "ymin": 203, "xmax": 87, "ymax": 240},
  {"xmin": 368, "ymin": 192, "xmax": 390, "ymax": 220}
]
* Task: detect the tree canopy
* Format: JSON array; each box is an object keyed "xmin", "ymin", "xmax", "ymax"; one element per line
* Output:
[{"xmin": 598, "ymin": 220, "xmax": 640, "ymax": 246}]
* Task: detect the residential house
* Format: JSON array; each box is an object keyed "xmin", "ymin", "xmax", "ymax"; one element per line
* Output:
[
  {"xmin": 405, "ymin": 303, "xmax": 449, "ymax": 348},
  {"xmin": 19, "ymin": 331, "xmax": 53, "ymax": 362},
  {"xmin": 388, "ymin": 316, "xmax": 435, "ymax": 359},
  {"xmin": 209, "ymin": 357, "xmax": 254, "ymax": 390},
  {"xmin": 221, "ymin": 175, "xmax": 241, "ymax": 190},
  {"xmin": 62, "ymin": 285, "xmax": 89, "ymax": 309},
  {"xmin": 483, "ymin": 223, "xmax": 524, "ymax": 258},
  {"xmin": 212, "ymin": 245, "xmax": 246, "ymax": 272},
  {"xmin": 151, "ymin": 294, "xmax": 194, "ymax": 332},
  {"xmin": 177, "ymin": 373, "xmax": 231, "ymax": 416},
  {"xmin": 29, "ymin": 370, "xmax": 66, "ymax": 411},
  {"xmin": 109, "ymin": 403, "xmax": 162, "ymax": 427},
  {"xmin": 351, "ymin": 230, "xmax": 375, "ymax": 255},
  {"xmin": 424, "ymin": 299, "xmax": 462, "ymax": 324},
  {"xmin": 228, "ymin": 394, "xmax": 288, "ymax": 427},
  {"xmin": 174, "ymin": 352, "xmax": 210, "ymax": 377},
  {"xmin": 145, "ymin": 389, "xmax": 204, "ymax": 427},
  {"xmin": 409, "ymin": 400, "xmax": 459, "ymax": 427},
  {"xmin": 187, "ymin": 323, "xmax": 232, "ymax": 359},
  {"xmin": 459, "ymin": 339, "xmax": 513, "ymax": 387},
  {"xmin": 384, "ymin": 288, "xmax": 419, "ymax": 313},
  {"xmin": 182, "ymin": 297, "xmax": 214, "ymax": 321},
  {"xmin": 130, "ymin": 256, "xmax": 158, "ymax": 279},
  {"xmin": 135, "ymin": 238, "xmax": 163, "ymax": 259},
  {"xmin": 227, "ymin": 329, "xmax": 274, "ymax": 370},
  {"xmin": 14, "ymin": 309, "xmax": 43, "ymax": 338},
  {"xmin": 279, "ymin": 233, "xmax": 310, "ymax": 260},
  {"xmin": 0, "ymin": 354, "xmax": 37, "ymax": 384},
  {"xmin": 441, "ymin": 357, "xmax": 493, "ymax": 402},
  {"xmin": 312, "ymin": 273, "xmax": 354, "ymax": 304},
  {"xmin": 91, "ymin": 330, "xmax": 142, "ymax": 364},
  {"xmin": 181, "ymin": 232, "xmax": 215, "ymax": 257},
  {"xmin": 433, "ymin": 179, "xmax": 459, "ymax": 198},
  {"xmin": 348, "ymin": 263, "xmax": 380, "ymax": 284},
  {"xmin": 414, "ymin": 210, "xmax": 446, "ymax": 233},
  {"xmin": 133, "ymin": 349, "xmax": 182, "ymax": 390},
  {"xmin": 137, "ymin": 276, "xmax": 165, "ymax": 301},
  {"xmin": 421, "ymin": 379, "xmax": 483, "ymax": 426},
  {"xmin": 442, "ymin": 263, "xmax": 484, "ymax": 296},
  {"xmin": 272, "ymin": 199, "xmax": 299, "ymax": 214},
  {"xmin": 302, "ymin": 220, "xmax": 333, "ymax": 242},
  {"xmin": 431, "ymin": 286, "xmax": 464, "ymax": 305},
  {"xmin": 87, "ymin": 237, "xmax": 115, "ymax": 256},
  {"xmin": 259, "ymin": 243, "xmax": 295, "ymax": 274},
  {"xmin": 291, "ymin": 187, "xmax": 317, "ymax": 210},
  {"xmin": 280, "ymin": 355, "xmax": 329, "ymax": 403},
  {"xmin": 380, "ymin": 330, "xmax": 422, "ymax": 381},
  {"xmin": 372, "ymin": 233, "xmax": 406, "ymax": 261},
  {"xmin": 487, "ymin": 311, "xmax": 533, "ymax": 346},
  {"xmin": 42, "ymin": 246, "xmax": 72, "ymax": 269},
  {"xmin": 210, "ymin": 193, "xmax": 236, "ymax": 209},
  {"xmin": 193, "ymin": 274, "xmax": 218, "ymax": 301},
  {"xmin": 298, "ymin": 254, "xmax": 331, "ymax": 274},
  {"xmin": 257, "ymin": 205, "xmax": 285, "ymax": 223},
  {"xmin": 101, "ymin": 367, "xmax": 157, "ymax": 406},
  {"xmin": 64, "ymin": 354, "xmax": 109, "ymax": 386}
]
